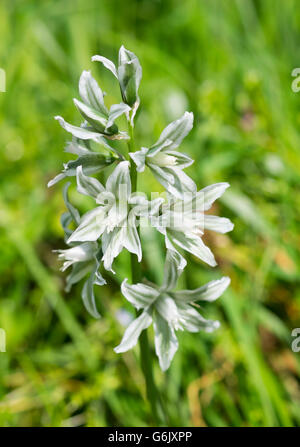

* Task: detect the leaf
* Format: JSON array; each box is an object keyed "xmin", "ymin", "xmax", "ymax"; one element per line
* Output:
[{"xmin": 221, "ymin": 189, "xmax": 274, "ymax": 239}]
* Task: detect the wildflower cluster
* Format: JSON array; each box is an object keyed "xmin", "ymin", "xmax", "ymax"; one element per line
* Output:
[{"xmin": 49, "ymin": 46, "xmax": 234, "ymax": 370}]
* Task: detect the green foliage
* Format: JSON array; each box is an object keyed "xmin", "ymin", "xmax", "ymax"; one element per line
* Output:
[{"xmin": 0, "ymin": 0, "xmax": 300, "ymax": 427}]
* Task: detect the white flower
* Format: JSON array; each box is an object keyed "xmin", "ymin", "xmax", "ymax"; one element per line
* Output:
[
  {"xmin": 130, "ymin": 112, "xmax": 196, "ymax": 198},
  {"xmin": 56, "ymin": 183, "xmax": 106, "ymax": 318},
  {"xmin": 153, "ymin": 182, "xmax": 234, "ymax": 267},
  {"xmin": 55, "ymin": 70, "xmax": 130, "ymax": 141},
  {"xmin": 47, "ymin": 137, "xmax": 117, "ymax": 187},
  {"xmin": 67, "ymin": 161, "xmax": 164, "ymax": 272},
  {"xmin": 92, "ymin": 45, "xmax": 142, "ymax": 124},
  {"xmin": 115, "ymin": 249, "xmax": 230, "ymax": 371}
]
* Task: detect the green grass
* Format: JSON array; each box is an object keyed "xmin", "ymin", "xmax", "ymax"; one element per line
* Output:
[{"xmin": 0, "ymin": 0, "xmax": 300, "ymax": 426}]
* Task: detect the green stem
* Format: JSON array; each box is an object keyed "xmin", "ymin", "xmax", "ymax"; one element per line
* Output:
[{"xmin": 127, "ymin": 118, "xmax": 165, "ymax": 425}]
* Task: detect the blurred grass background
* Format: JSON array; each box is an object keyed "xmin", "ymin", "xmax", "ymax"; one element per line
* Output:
[{"xmin": 1, "ymin": 0, "xmax": 300, "ymax": 427}]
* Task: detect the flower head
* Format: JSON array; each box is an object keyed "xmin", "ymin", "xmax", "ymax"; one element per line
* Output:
[
  {"xmin": 68, "ymin": 161, "xmax": 163, "ymax": 272},
  {"xmin": 130, "ymin": 112, "xmax": 196, "ymax": 198},
  {"xmin": 55, "ymin": 69, "xmax": 130, "ymax": 142},
  {"xmin": 153, "ymin": 182, "xmax": 234, "ymax": 268},
  {"xmin": 115, "ymin": 249, "xmax": 230, "ymax": 370}
]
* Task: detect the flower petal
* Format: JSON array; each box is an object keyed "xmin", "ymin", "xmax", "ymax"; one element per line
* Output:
[
  {"xmin": 163, "ymin": 150, "xmax": 194, "ymax": 168},
  {"xmin": 55, "ymin": 116, "xmax": 119, "ymax": 151},
  {"xmin": 176, "ymin": 302, "xmax": 220, "ymax": 333},
  {"xmin": 67, "ymin": 207, "xmax": 106, "ymax": 243},
  {"xmin": 129, "ymin": 195, "xmax": 164, "ymax": 218},
  {"xmin": 123, "ymin": 213, "xmax": 142, "ymax": 261},
  {"xmin": 107, "ymin": 103, "xmax": 131, "ymax": 129},
  {"xmin": 121, "ymin": 279, "xmax": 159, "ymax": 309},
  {"xmin": 82, "ymin": 265, "xmax": 101, "ymax": 319},
  {"xmin": 76, "ymin": 166, "xmax": 105, "ymax": 199},
  {"xmin": 203, "ymin": 215, "xmax": 234, "ymax": 234},
  {"xmin": 161, "ymin": 247, "xmax": 186, "ymax": 291},
  {"xmin": 91, "ymin": 55, "xmax": 118, "ymax": 78},
  {"xmin": 57, "ymin": 241, "xmax": 97, "ymax": 264},
  {"xmin": 149, "ymin": 111, "xmax": 194, "ymax": 154},
  {"xmin": 53, "ymin": 154, "xmax": 115, "ymax": 187},
  {"xmin": 55, "ymin": 115, "xmax": 100, "ymax": 138},
  {"xmin": 62, "ymin": 182, "xmax": 80, "ymax": 225},
  {"xmin": 153, "ymin": 312, "xmax": 178, "ymax": 371},
  {"xmin": 106, "ymin": 160, "xmax": 131, "ymax": 198},
  {"xmin": 155, "ymin": 294, "xmax": 181, "ymax": 328},
  {"xmin": 101, "ymin": 227, "xmax": 126, "ymax": 272},
  {"xmin": 129, "ymin": 147, "xmax": 148, "ymax": 172},
  {"xmin": 173, "ymin": 276, "xmax": 231, "ymax": 303},
  {"xmin": 64, "ymin": 138, "xmax": 91, "ymax": 155},
  {"xmin": 73, "ymin": 99, "xmax": 112, "ymax": 134},
  {"xmin": 150, "ymin": 165, "xmax": 196, "ymax": 199},
  {"xmin": 114, "ymin": 309, "xmax": 152, "ymax": 353},
  {"xmin": 65, "ymin": 261, "xmax": 93, "ymax": 292},
  {"xmin": 79, "ymin": 70, "xmax": 108, "ymax": 115},
  {"xmin": 167, "ymin": 229, "xmax": 217, "ymax": 267},
  {"xmin": 198, "ymin": 183, "xmax": 230, "ymax": 211}
]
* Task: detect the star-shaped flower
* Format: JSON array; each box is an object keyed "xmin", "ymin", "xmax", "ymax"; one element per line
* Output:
[
  {"xmin": 67, "ymin": 161, "xmax": 163, "ymax": 272},
  {"xmin": 153, "ymin": 182, "xmax": 234, "ymax": 268},
  {"xmin": 55, "ymin": 69, "xmax": 130, "ymax": 142},
  {"xmin": 130, "ymin": 112, "xmax": 196, "ymax": 198},
  {"xmin": 115, "ymin": 249, "xmax": 230, "ymax": 370}
]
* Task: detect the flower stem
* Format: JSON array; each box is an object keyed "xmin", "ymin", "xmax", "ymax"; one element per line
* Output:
[{"xmin": 127, "ymin": 118, "xmax": 165, "ymax": 425}]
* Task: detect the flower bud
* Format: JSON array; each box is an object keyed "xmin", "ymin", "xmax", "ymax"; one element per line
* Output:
[{"xmin": 117, "ymin": 46, "xmax": 142, "ymax": 108}]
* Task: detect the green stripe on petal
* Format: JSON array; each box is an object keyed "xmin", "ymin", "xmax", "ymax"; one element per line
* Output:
[
  {"xmin": 172, "ymin": 277, "xmax": 230, "ymax": 303},
  {"xmin": 153, "ymin": 312, "xmax": 178, "ymax": 371},
  {"xmin": 121, "ymin": 279, "xmax": 159, "ymax": 310}
]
